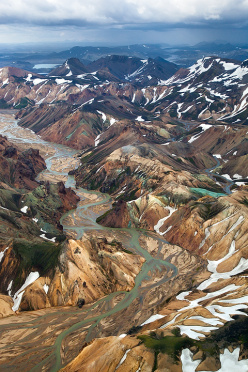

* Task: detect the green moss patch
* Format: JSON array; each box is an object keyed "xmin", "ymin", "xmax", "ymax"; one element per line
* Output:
[
  {"xmin": 138, "ymin": 329, "xmax": 194, "ymax": 363},
  {"xmin": 13, "ymin": 238, "xmax": 62, "ymax": 279},
  {"xmin": 0, "ymin": 189, "xmax": 22, "ymax": 212},
  {"xmin": 96, "ymin": 209, "xmax": 112, "ymax": 223},
  {"xmin": 14, "ymin": 97, "xmax": 34, "ymax": 109}
]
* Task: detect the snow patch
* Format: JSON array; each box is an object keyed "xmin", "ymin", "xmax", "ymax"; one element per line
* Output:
[
  {"xmin": 154, "ymin": 206, "xmax": 177, "ymax": 235},
  {"xmin": 176, "ymin": 291, "xmax": 191, "ymax": 301},
  {"xmin": 40, "ymin": 234, "xmax": 56, "ymax": 242},
  {"xmin": 25, "ymin": 74, "xmax": 32, "ymax": 82},
  {"xmin": 109, "ymin": 118, "xmax": 116, "ymax": 126},
  {"xmin": 222, "ymin": 174, "xmax": 232, "ymax": 181},
  {"xmin": 7, "ymin": 280, "xmax": 13, "ymax": 296},
  {"xmin": 119, "ymin": 334, "xmax": 127, "ymax": 339},
  {"xmin": 94, "ymin": 134, "xmax": 101, "ymax": 147},
  {"xmin": 0, "ymin": 246, "xmax": 9, "ymax": 263},
  {"xmin": 33, "ymin": 78, "xmax": 47, "ymax": 86},
  {"xmin": 97, "ymin": 110, "xmax": 106, "ymax": 122},
  {"xmin": 115, "ymin": 349, "xmax": 131, "ymax": 370},
  {"xmin": 178, "ymin": 325, "xmax": 218, "ymax": 340},
  {"xmin": 21, "ymin": 206, "xmax": 28, "ymax": 213},
  {"xmin": 135, "ymin": 116, "xmax": 145, "ymax": 122},
  {"xmin": 181, "ymin": 349, "xmax": 201, "ymax": 372},
  {"xmin": 43, "ymin": 284, "xmax": 49, "ymax": 294},
  {"xmin": 55, "ymin": 78, "xmax": 71, "ymax": 85},
  {"xmin": 141, "ymin": 314, "xmax": 165, "ymax": 326},
  {"xmin": 12, "ymin": 272, "xmax": 40, "ymax": 311},
  {"xmin": 216, "ymin": 348, "xmax": 248, "ymax": 372},
  {"xmin": 233, "ymin": 174, "xmax": 242, "ymax": 180}
]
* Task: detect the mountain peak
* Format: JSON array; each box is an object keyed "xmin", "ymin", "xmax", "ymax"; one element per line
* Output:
[{"xmin": 49, "ymin": 57, "xmax": 88, "ymax": 77}]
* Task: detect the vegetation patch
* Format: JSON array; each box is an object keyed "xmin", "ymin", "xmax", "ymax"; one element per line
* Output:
[
  {"xmin": 240, "ymin": 197, "xmax": 248, "ymax": 207},
  {"xmin": 0, "ymin": 98, "xmax": 10, "ymax": 109},
  {"xmin": 117, "ymin": 187, "xmax": 139, "ymax": 202},
  {"xmin": 191, "ymin": 199, "xmax": 226, "ymax": 221},
  {"xmin": 96, "ymin": 209, "xmax": 112, "ymax": 223},
  {"xmin": 12, "ymin": 238, "xmax": 63, "ymax": 285},
  {"xmin": 0, "ymin": 189, "xmax": 22, "ymax": 212},
  {"xmin": 14, "ymin": 97, "xmax": 34, "ymax": 109},
  {"xmin": 138, "ymin": 316, "xmax": 248, "ymax": 366},
  {"xmin": 138, "ymin": 329, "xmax": 194, "ymax": 363}
]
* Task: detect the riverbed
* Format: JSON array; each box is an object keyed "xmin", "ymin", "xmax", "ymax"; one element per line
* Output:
[{"xmin": 0, "ymin": 113, "xmax": 181, "ymax": 372}]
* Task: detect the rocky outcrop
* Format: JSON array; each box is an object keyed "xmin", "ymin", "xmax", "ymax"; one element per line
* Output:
[
  {"xmin": 0, "ymin": 235, "xmax": 145, "ymax": 312},
  {"xmin": 60, "ymin": 336, "xmax": 154, "ymax": 372},
  {"xmin": 17, "ymin": 104, "xmax": 104, "ymax": 149},
  {"xmin": 18, "ymin": 278, "xmax": 51, "ymax": 311},
  {"xmin": 48, "ymin": 236, "xmax": 145, "ymax": 307},
  {"xmin": 0, "ymin": 135, "xmax": 46, "ymax": 189},
  {"xmin": 158, "ymin": 190, "xmax": 248, "ymax": 262},
  {"xmin": 0, "ymin": 295, "xmax": 14, "ymax": 317},
  {"xmin": 96, "ymin": 200, "xmax": 130, "ymax": 228}
]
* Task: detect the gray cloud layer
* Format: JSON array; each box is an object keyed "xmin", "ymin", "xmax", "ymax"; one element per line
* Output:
[
  {"xmin": 1, "ymin": 1, "xmax": 248, "ymax": 45},
  {"xmin": 1, "ymin": 0, "xmax": 248, "ymax": 27}
]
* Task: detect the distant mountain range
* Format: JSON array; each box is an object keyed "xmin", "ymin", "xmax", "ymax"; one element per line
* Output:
[
  {"xmin": 1, "ymin": 42, "xmax": 248, "ymax": 72},
  {"xmin": 48, "ymin": 55, "xmax": 178, "ymax": 86},
  {"xmin": 1, "ymin": 54, "xmax": 248, "ymax": 126}
]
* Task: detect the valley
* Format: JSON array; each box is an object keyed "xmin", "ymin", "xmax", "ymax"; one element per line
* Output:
[
  {"xmin": 0, "ymin": 51, "xmax": 247, "ymax": 372},
  {"xmin": 0, "ymin": 113, "xmax": 207, "ymax": 371}
]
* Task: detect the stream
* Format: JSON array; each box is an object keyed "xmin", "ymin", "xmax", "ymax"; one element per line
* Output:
[
  {"xmin": 0, "ymin": 113, "xmax": 179, "ymax": 372},
  {"xmin": 205, "ymin": 156, "xmax": 234, "ymax": 195}
]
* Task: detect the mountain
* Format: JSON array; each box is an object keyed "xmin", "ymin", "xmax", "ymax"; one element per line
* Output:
[
  {"xmin": 0, "ymin": 135, "xmax": 80, "ymax": 313},
  {"xmin": 48, "ymin": 55, "xmax": 178, "ymax": 86},
  {"xmin": 25, "ymin": 44, "xmax": 171, "ymax": 62},
  {"xmin": 0, "ymin": 53, "xmax": 248, "ymax": 372},
  {"xmin": 2, "ymin": 42, "xmax": 248, "ymax": 73},
  {"xmin": 1, "ymin": 55, "xmax": 248, "ymax": 134},
  {"xmin": 0, "ymin": 55, "xmax": 178, "ymax": 111},
  {"xmin": 193, "ymin": 42, "xmax": 236, "ymax": 52},
  {"xmin": 49, "ymin": 57, "xmax": 89, "ymax": 76},
  {"xmin": 136, "ymin": 56, "xmax": 248, "ymax": 125},
  {"xmin": 87, "ymin": 55, "xmax": 178, "ymax": 85}
]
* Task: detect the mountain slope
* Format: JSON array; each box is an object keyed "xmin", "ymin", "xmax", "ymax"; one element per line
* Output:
[
  {"xmin": 148, "ymin": 57, "xmax": 248, "ymax": 124},
  {"xmin": 87, "ymin": 55, "xmax": 178, "ymax": 85},
  {"xmin": 49, "ymin": 58, "xmax": 89, "ymax": 76}
]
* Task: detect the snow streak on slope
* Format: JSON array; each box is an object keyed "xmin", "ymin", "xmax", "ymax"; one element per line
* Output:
[
  {"xmin": 12, "ymin": 272, "xmax": 40, "ymax": 311},
  {"xmin": 157, "ymin": 57, "xmax": 248, "ymax": 123}
]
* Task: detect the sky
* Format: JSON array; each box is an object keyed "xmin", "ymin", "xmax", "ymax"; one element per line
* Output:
[{"xmin": 1, "ymin": 0, "xmax": 248, "ymax": 47}]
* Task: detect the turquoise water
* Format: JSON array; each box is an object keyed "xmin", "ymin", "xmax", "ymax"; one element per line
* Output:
[{"xmin": 190, "ymin": 187, "xmax": 226, "ymax": 198}]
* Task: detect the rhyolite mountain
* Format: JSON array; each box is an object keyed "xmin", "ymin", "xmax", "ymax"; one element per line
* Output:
[
  {"xmin": 0, "ymin": 136, "xmax": 80, "ymax": 313},
  {"xmin": 0, "ymin": 51, "xmax": 248, "ymax": 372},
  {"xmin": 148, "ymin": 56, "xmax": 248, "ymax": 124},
  {"xmin": 1, "ymin": 55, "xmax": 248, "ymax": 126}
]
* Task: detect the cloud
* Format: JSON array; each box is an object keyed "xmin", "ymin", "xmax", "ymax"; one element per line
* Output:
[
  {"xmin": 1, "ymin": 0, "xmax": 248, "ymax": 46},
  {"xmin": 0, "ymin": 0, "xmax": 248, "ymax": 28}
]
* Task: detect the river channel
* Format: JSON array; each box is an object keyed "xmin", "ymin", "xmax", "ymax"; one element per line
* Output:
[{"xmin": 0, "ymin": 113, "xmax": 180, "ymax": 372}]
